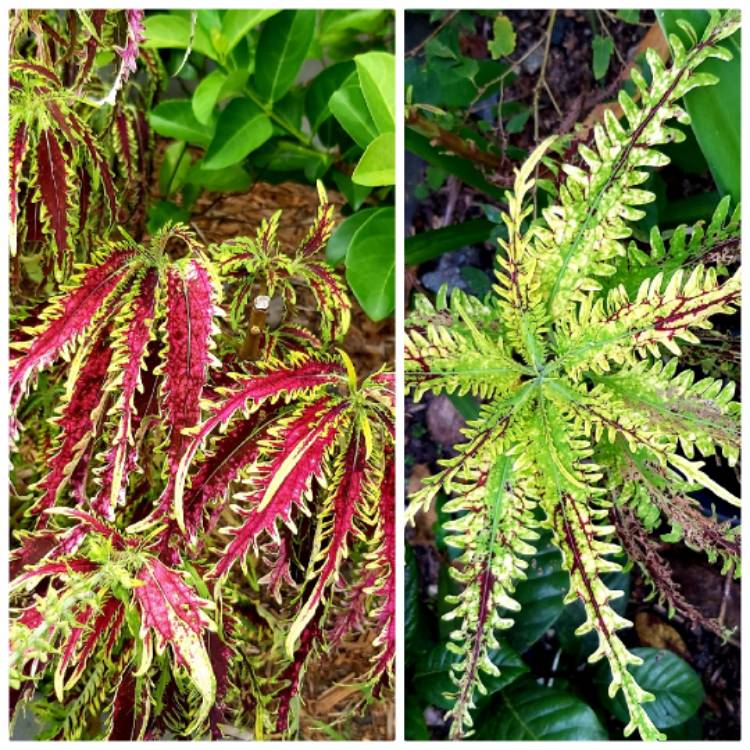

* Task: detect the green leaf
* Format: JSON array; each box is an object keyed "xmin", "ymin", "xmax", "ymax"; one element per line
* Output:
[
  {"xmin": 327, "ymin": 208, "xmax": 380, "ymax": 266},
  {"xmin": 329, "ymin": 79, "xmax": 378, "ymax": 149},
  {"xmin": 345, "ymin": 207, "xmax": 395, "ymax": 320},
  {"xmin": 488, "ymin": 14, "xmax": 516, "ymax": 59},
  {"xmin": 330, "ymin": 170, "xmax": 371, "ymax": 211},
  {"xmin": 405, "ymin": 544, "xmax": 432, "ymax": 664},
  {"xmin": 305, "ymin": 61, "xmax": 356, "ymax": 132},
  {"xmin": 352, "ymin": 133, "xmax": 394, "ymax": 186},
  {"xmin": 142, "ymin": 13, "xmax": 215, "ymax": 59},
  {"xmin": 460, "ymin": 267, "xmax": 491, "ymax": 298},
  {"xmin": 592, "ymin": 34, "xmax": 614, "ymax": 81},
  {"xmin": 405, "ymin": 219, "xmax": 496, "ymax": 265},
  {"xmin": 191, "ymin": 69, "xmax": 227, "ymax": 125},
  {"xmin": 221, "ymin": 10, "xmax": 279, "ymax": 54},
  {"xmin": 148, "ymin": 100, "xmax": 214, "ymax": 148},
  {"xmin": 656, "ymin": 10, "xmax": 741, "ymax": 202},
  {"xmin": 405, "ymin": 693, "xmax": 430, "ymax": 740},
  {"xmin": 413, "ymin": 640, "xmax": 527, "ymax": 710},
  {"xmin": 504, "ymin": 531, "xmax": 568, "ymax": 653},
  {"xmin": 202, "ymin": 98, "xmax": 273, "ymax": 170},
  {"xmin": 505, "ymin": 107, "xmax": 530, "ymax": 134},
  {"xmin": 187, "ymin": 161, "xmax": 252, "ymax": 192},
  {"xmin": 158, "ymin": 141, "xmax": 191, "ymax": 197},
  {"xmin": 147, "ymin": 200, "xmax": 191, "ymax": 234},
  {"xmin": 596, "ymin": 648, "xmax": 704, "ymax": 729},
  {"xmin": 616, "ymin": 9, "xmax": 641, "ymax": 24},
  {"xmin": 354, "ymin": 52, "xmax": 395, "ymax": 134},
  {"xmin": 254, "ymin": 10, "xmax": 316, "ymax": 103},
  {"xmin": 476, "ymin": 679, "xmax": 609, "ymax": 740}
]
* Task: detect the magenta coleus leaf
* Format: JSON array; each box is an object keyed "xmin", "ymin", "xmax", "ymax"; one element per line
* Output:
[
  {"xmin": 369, "ymin": 445, "xmax": 395, "ymax": 691},
  {"xmin": 180, "ymin": 413, "xmax": 265, "ymax": 542},
  {"xmin": 92, "ymin": 269, "xmax": 158, "ymax": 519},
  {"xmin": 31, "ymin": 327, "xmax": 113, "ymax": 521},
  {"xmin": 155, "ymin": 259, "xmax": 219, "ymax": 520},
  {"xmin": 109, "ymin": 666, "xmax": 151, "ymax": 741},
  {"xmin": 54, "ymin": 597, "xmax": 124, "ymax": 700},
  {"xmin": 9, "ymin": 244, "xmax": 136, "ymax": 430},
  {"xmin": 210, "ymin": 398, "xmax": 346, "ymax": 580},
  {"xmin": 173, "ymin": 358, "xmax": 346, "ymax": 528},
  {"xmin": 285, "ymin": 435, "xmax": 368, "ymax": 656},
  {"xmin": 276, "ymin": 611, "xmax": 323, "ymax": 734},
  {"xmin": 134, "ymin": 557, "xmax": 216, "ymax": 733},
  {"xmin": 35, "ymin": 128, "xmax": 72, "ymax": 276},
  {"xmin": 10, "ymin": 122, "xmax": 28, "ymax": 251}
]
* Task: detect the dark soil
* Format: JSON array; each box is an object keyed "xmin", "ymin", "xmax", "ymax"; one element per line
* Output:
[{"xmin": 405, "ymin": 9, "xmax": 740, "ymax": 742}]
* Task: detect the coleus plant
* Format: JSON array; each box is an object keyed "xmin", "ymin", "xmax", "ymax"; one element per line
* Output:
[
  {"xmin": 9, "ymin": 9, "xmax": 158, "ymax": 284},
  {"xmin": 10, "ymin": 180, "xmax": 395, "ymax": 737},
  {"xmin": 405, "ymin": 10, "xmax": 740, "ymax": 742}
]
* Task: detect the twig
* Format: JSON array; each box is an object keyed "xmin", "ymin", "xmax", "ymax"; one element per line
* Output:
[
  {"xmin": 596, "ymin": 9, "xmax": 627, "ymax": 67},
  {"xmin": 532, "ymin": 10, "xmax": 558, "ymax": 144},
  {"xmin": 406, "ymin": 10, "xmax": 459, "ymax": 58},
  {"xmin": 463, "ymin": 34, "xmax": 548, "ymax": 118},
  {"xmin": 717, "ymin": 562, "xmax": 735, "ymax": 628}
]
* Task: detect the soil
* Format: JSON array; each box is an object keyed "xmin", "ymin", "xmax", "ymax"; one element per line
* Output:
[{"xmin": 405, "ymin": 9, "xmax": 740, "ymax": 741}]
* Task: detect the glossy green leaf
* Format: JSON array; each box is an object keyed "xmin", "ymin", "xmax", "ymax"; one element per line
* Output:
[
  {"xmin": 345, "ymin": 207, "xmax": 395, "ymax": 320},
  {"xmin": 657, "ymin": 10, "xmax": 741, "ymax": 201},
  {"xmin": 330, "ymin": 170, "xmax": 371, "ymax": 211},
  {"xmin": 326, "ymin": 208, "xmax": 380, "ymax": 266},
  {"xmin": 354, "ymin": 51, "xmax": 395, "ymax": 134},
  {"xmin": 405, "ymin": 220, "xmax": 496, "ymax": 265},
  {"xmin": 148, "ymin": 100, "xmax": 214, "ymax": 148},
  {"xmin": 504, "ymin": 531, "xmax": 568, "ymax": 653},
  {"xmin": 158, "ymin": 142, "xmax": 191, "ymax": 197},
  {"xmin": 147, "ymin": 200, "xmax": 191, "ymax": 234},
  {"xmin": 405, "ymin": 544, "xmax": 432, "ymax": 664},
  {"xmin": 202, "ymin": 98, "xmax": 273, "ymax": 170},
  {"xmin": 405, "ymin": 693, "xmax": 430, "ymax": 740},
  {"xmin": 352, "ymin": 133, "xmax": 395, "ymax": 186},
  {"xmin": 187, "ymin": 161, "xmax": 252, "ymax": 192},
  {"xmin": 191, "ymin": 69, "xmax": 227, "ymax": 125},
  {"xmin": 413, "ymin": 640, "xmax": 527, "ymax": 710},
  {"xmin": 305, "ymin": 61, "xmax": 356, "ymax": 132},
  {"xmin": 221, "ymin": 10, "xmax": 279, "ymax": 54},
  {"xmin": 475, "ymin": 679, "xmax": 609, "ymax": 740},
  {"xmin": 254, "ymin": 10, "xmax": 316, "ymax": 103},
  {"xmin": 596, "ymin": 648, "xmax": 704, "ymax": 729},
  {"xmin": 329, "ymin": 79, "xmax": 378, "ymax": 150}
]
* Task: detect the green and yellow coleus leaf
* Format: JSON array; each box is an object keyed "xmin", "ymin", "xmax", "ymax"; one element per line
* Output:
[{"xmin": 405, "ymin": 10, "xmax": 741, "ymax": 741}]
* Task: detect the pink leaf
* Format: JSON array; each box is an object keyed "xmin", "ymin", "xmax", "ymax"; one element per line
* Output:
[
  {"xmin": 92, "ymin": 270, "xmax": 158, "ymax": 519},
  {"xmin": 180, "ymin": 412, "xmax": 265, "ymax": 541},
  {"xmin": 285, "ymin": 435, "xmax": 368, "ymax": 654},
  {"xmin": 134, "ymin": 558, "xmax": 216, "ymax": 732},
  {"xmin": 9, "ymin": 245, "xmax": 136, "ymax": 427},
  {"xmin": 210, "ymin": 399, "xmax": 345, "ymax": 580},
  {"xmin": 31, "ymin": 327, "xmax": 113, "ymax": 521},
  {"xmin": 109, "ymin": 666, "xmax": 151, "ymax": 741},
  {"xmin": 174, "ymin": 358, "xmax": 345, "ymax": 522},
  {"xmin": 156, "ymin": 259, "xmax": 219, "ymax": 520},
  {"xmin": 10, "ymin": 123, "xmax": 28, "ymax": 244},
  {"xmin": 36, "ymin": 129, "xmax": 71, "ymax": 275}
]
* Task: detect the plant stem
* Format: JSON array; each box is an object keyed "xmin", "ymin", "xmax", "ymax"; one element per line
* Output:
[
  {"xmin": 239, "ymin": 285, "xmax": 270, "ymax": 361},
  {"xmin": 243, "ymin": 87, "xmax": 312, "ymax": 146}
]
